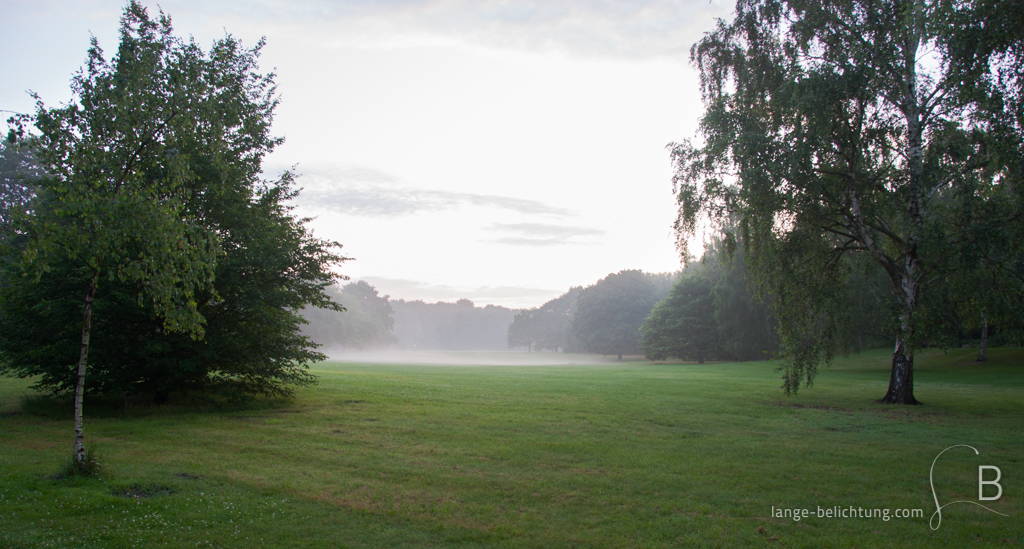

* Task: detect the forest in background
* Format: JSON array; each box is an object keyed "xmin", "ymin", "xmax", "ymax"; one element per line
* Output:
[
  {"xmin": 302, "ymin": 283, "xmax": 517, "ymax": 351},
  {"xmin": 303, "ymin": 222, "xmax": 1013, "ymax": 365}
]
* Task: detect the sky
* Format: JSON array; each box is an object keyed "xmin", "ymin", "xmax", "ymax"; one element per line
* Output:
[{"xmin": 1, "ymin": 0, "xmax": 734, "ymax": 309}]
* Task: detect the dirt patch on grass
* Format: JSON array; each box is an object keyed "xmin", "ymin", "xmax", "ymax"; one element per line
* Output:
[
  {"xmin": 174, "ymin": 472, "xmax": 203, "ymax": 480},
  {"xmin": 771, "ymin": 399, "xmax": 956, "ymax": 424},
  {"xmin": 823, "ymin": 426, "xmax": 864, "ymax": 432},
  {"xmin": 877, "ymin": 408, "xmax": 954, "ymax": 422},
  {"xmin": 112, "ymin": 484, "xmax": 175, "ymax": 499},
  {"xmin": 769, "ymin": 401, "xmax": 853, "ymax": 413}
]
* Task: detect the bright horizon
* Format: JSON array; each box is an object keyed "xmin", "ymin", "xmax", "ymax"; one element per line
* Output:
[{"xmin": 1, "ymin": 0, "xmax": 732, "ymax": 308}]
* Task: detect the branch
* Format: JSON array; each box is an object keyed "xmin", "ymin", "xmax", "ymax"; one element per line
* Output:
[{"xmin": 114, "ymin": 110, "xmax": 179, "ymax": 191}]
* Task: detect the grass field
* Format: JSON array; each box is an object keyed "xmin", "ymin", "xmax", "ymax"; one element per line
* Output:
[{"xmin": 1, "ymin": 348, "xmax": 1021, "ymax": 548}]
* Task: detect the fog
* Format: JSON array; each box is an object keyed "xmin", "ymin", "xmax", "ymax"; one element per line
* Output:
[{"xmin": 320, "ymin": 349, "xmax": 638, "ymax": 366}]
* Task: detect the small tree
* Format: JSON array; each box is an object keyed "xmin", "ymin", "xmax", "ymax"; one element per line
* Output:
[{"xmin": 3, "ymin": 2, "xmax": 279, "ymax": 463}]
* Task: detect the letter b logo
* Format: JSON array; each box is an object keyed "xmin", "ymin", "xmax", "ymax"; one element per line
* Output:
[
  {"xmin": 979, "ymin": 466, "xmax": 1002, "ymax": 501},
  {"xmin": 930, "ymin": 445, "xmax": 1008, "ymax": 530}
]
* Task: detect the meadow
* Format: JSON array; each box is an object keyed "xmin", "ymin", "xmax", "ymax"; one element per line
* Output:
[{"xmin": 0, "ymin": 348, "xmax": 1021, "ymax": 548}]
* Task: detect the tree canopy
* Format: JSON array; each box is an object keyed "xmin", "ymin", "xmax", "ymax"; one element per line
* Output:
[
  {"xmin": 571, "ymin": 270, "xmax": 671, "ymax": 360},
  {"xmin": 0, "ymin": 140, "xmax": 43, "ymax": 232},
  {"xmin": 672, "ymin": 0, "xmax": 1023, "ymax": 403},
  {"xmin": 641, "ymin": 235, "xmax": 782, "ymax": 363},
  {"xmin": 641, "ymin": 273, "xmax": 718, "ymax": 363}
]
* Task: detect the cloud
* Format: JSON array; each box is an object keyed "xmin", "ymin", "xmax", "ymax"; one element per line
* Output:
[
  {"xmin": 283, "ymin": 165, "xmax": 573, "ymax": 217},
  {"xmin": 485, "ymin": 222, "xmax": 605, "ymax": 246},
  {"xmin": 178, "ymin": 0, "xmax": 735, "ymax": 59},
  {"xmin": 355, "ymin": 276, "xmax": 562, "ymax": 308}
]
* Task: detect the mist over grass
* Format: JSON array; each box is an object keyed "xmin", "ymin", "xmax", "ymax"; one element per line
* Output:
[{"xmin": 321, "ymin": 349, "xmax": 636, "ymax": 366}]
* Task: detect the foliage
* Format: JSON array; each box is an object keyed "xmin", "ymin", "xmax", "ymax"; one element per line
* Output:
[
  {"xmin": 0, "ymin": 2, "xmax": 346, "ymax": 403},
  {"xmin": 641, "ymin": 273, "xmax": 719, "ymax": 363},
  {"xmin": 671, "ymin": 0, "xmax": 1022, "ymax": 402},
  {"xmin": 702, "ymin": 237, "xmax": 781, "ymax": 360},
  {"xmin": 20, "ymin": 3, "xmax": 224, "ymax": 333},
  {"xmin": 2, "ymin": 174, "xmax": 342, "ymax": 401},
  {"xmin": 0, "ymin": 139, "xmax": 43, "ymax": 231},
  {"xmin": 939, "ymin": 0, "xmax": 1024, "ymax": 175},
  {"xmin": 303, "ymin": 281, "xmax": 396, "ymax": 350},
  {"xmin": 571, "ymin": 270, "xmax": 667, "ymax": 359},
  {"xmin": 641, "ymin": 234, "xmax": 782, "ymax": 363}
]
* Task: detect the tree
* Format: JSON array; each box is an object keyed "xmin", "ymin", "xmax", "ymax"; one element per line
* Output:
[
  {"xmin": 639, "ymin": 233, "xmax": 781, "ymax": 364},
  {"xmin": 507, "ymin": 286, "xmax": 582, "ymax": 352},
  {"xmin": 303, "ymin": 281, "xmax": 396, "ymax": 350},
  {"xmin": 507, "ymin": 309, "xmax": 540, "ymax": 351},
  {"xmin": 641, "ymin": 273, "xmax": 719, "ymax": 363},
  {"xmin": 0, "ymin": 2, "xmax": 341, "ymax": 463},
  {"xmin": 572, "ymin": 270, "xmax": 662, "ymax": 360},
  {"xmin": 672, "ymin": 0, "xmax": 1019, "ymax": 403}
]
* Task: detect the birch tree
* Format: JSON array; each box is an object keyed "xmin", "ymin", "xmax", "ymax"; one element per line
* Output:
[
  {"xmin": 10, "ymin": 2, "xmax": 261, "ymax": 463},
  {"xmin": 672, "ymin": 0, "xmax": 1017, "ymax": 403}
]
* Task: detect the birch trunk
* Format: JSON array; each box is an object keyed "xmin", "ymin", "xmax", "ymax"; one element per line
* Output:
[
  {"xmin": 878, "ymin": 0, "xmax": 924, "ymax": 405},
  {"xmin": 879, "ymin": 273, "xmax": 920, "ymax": 404},
  {"xmin": 73, "ymin": 269, "xmax": 99, "ymax": 464}
]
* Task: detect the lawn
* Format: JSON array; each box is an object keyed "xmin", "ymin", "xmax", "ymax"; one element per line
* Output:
[{"xmin": 0, "ymin": 348, "xmax": 1021, "ymax": 548}]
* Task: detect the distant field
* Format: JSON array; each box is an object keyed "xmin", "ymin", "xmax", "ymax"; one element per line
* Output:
[{"xmin": 1, "ymin": 348, "xmax": 1021, "ymax": 548}]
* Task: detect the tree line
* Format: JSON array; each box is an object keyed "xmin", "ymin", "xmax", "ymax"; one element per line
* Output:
[
  {"xmin": 505, "ymin": 254, "xmax": 780, "ymax": 363},
  {"xmin": 301, "ymin": 284, "xmax": 519, "ymax": 352}
]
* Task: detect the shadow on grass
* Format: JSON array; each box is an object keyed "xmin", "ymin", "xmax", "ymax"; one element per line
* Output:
[{"xmin": 18, "ymin": 392, "xmax": 296, "ymax": 420}]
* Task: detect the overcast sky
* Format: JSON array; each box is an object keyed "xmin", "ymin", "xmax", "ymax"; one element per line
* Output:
[{"xmin": 1, "ymin": 0, "xmax": 733, "ymax": 308}]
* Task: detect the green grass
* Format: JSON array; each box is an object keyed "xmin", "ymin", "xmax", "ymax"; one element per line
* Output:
[{"xmin": 1, "ymin": 348, "xmax": 1021, "ymax": 548}]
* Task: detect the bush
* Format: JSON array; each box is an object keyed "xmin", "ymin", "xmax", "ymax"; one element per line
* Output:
[{"xmin": 55, "ymin": 447, "xmax": 101, "ymax": 479}]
